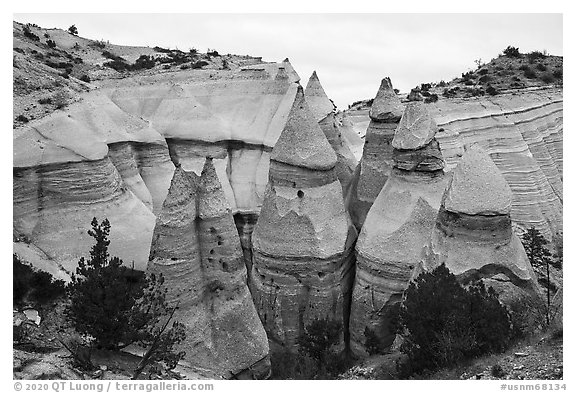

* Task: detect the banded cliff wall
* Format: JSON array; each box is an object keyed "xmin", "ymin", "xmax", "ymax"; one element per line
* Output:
[{"xmin": 346, "ymin": 87, "xmax": 563, "ymax": 245}]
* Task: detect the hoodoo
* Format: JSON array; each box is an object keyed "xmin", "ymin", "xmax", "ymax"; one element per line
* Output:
[
  {"xmin": 251, "ymin": 85, "xmax": 357, "ymax": 350},
  {"xmin": 350, "ymin": 102, "xmax": 448, "ymax": 355},
  {"xmin": 147, "ymin": 159, "xmax": 270, "ymax": 379},
  {"xmin": 305, "ymin": 71, "xmax": 357, "ymax": 191},
  {"xmin": 346, "ymin": 77, "xmax": 405, "ymax": 230},
  {"xmin": 419, "ymin": 145, "xmax": 541, "ymax": 305}
]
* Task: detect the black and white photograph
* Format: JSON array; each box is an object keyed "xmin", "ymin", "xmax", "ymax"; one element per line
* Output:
[{"xmin": 8, "ymin": 6, "xmax": 566, "ymax": 389}]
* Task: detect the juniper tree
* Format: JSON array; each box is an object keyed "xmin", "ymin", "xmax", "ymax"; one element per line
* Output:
[
  {"xmin": 521, "ymin": 227, "xmax": 555, "ymax": 325},
  {"xmin": 399, "ymin": 264, "xmax": 512, "ymax": 374},
  {"xmin": 66, "ymin": 218, "xmax": 186, "ymax": 373}
]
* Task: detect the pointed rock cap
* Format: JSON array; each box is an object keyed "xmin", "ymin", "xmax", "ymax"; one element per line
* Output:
[
  {"xmin": 198, "ymin": 157, "xmax": 232, "ymax": 219},
  {"xmin": 305, "ymin": 71, "xmax": 336, "ymax": 122},
  {"xmin": 283, "ymin": 58, "xmax": 290, "ymax": 63},
  {"xmin": 442, "ymin": 145, "xmax": 512, "ymax": 215},
  {"xmin": 158, "ymin": 166, "xmax": 198, "ymax": 221},
  {"xmin": 369, "ymin": 77, "xmax": 404, "ymax": 122},
  {"xmin": 271, "ymin": 85, "xmax": 337, "ymax": 171},
  {"xmin": 392, "ymin": 102, "xmax": 438, "ymax": 150}
]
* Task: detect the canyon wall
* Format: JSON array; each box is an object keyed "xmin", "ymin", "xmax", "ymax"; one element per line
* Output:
[{"xmin": 345, "ymin": 87, "xmax": 563, "ymax": 244}]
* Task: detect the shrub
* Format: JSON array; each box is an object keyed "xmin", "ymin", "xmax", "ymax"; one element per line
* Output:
[
  {"xmin": 46, "ymin": 39, "xmax": 56, "ymax": 49},
  {"xmin": 503, "ymin": 46, "xmax": 521, "ymax": 58},
  {"xmin": 553, "ymin": 68, "xmax": 563, "ymax": 79},
  {"xmin": 486, "ymin": 85, "xmax": 498, "ymax": 96},
  {"xmin": 207, "ymin": 49, "xmax": 220, "ymax": 57},
  {"xmin": 153, "ymin": 46, "xmax": 171, "ymax": 53},
  {"xmin": 443, "ymin": 88, "xmax": 457, "ymax": 98},
  {"xmin": 66, "ymin": 217, "xmax": 186, "ymax": 370},
  {"xmin": 299, "ymin": 317, "xmax": 342, "ymax": 363},
  {"xmin": 491, "ymin": 364, "xmax": 506, "ymax": 378},
  {"xmin": 541, "ymin": 73, "xmax": 554, "ymax": 84},
  {"xmin": 536, "ymin": 63, "xmax": 547, "ymax": 72},
  {"xmin": 53, "ymin": 90, "xmax": 70, "ymax": 109},
  {"xmin": 79, "ymin": 74, "xmax": 91, "ymax": 83},
  {"xmin": 68, "ymin": 25, "xmax": 78, "ymax": 35},
  {"xmin": 528, "ymin": 50, "xmax": 547, "ymax": 62},
  {"xmin": 461, "ymin": 71, "xmax": 475, "ymax": 81},
  {"xmin": 104, "ymin": 59, "xmax": 130, "ymax": 72},
  {"xmin": 38, "ymin": 97, "xmax": 52, "ymax": 105},
  {"xmin": 523, "ymin": 67, "xmax": 537, "ymax": 79},
  {"xmin": 424, "ymin": 93, "xmax": 438, "ymax": 103},
  {"xmin": 131, "ymin": 55, "xmax": 156, "ymax": 70},
  {"xmin": 22, "ymin": 25, "xmax": 40, "ymax": 41},
  {"xmin": 15, "ymin": 114, "xmax": 29, "ymax": 123},
  {"xmin": 479, "ymin": 75, "xmax": 490, "ymax": 84},
  {"xmin": 191, "ymin": 60, "xmax": 209, "ymax": 69},
  {"xmin": 478, "ymin": 68, "xmax": 489, "ymax": 75},
  {"xmin": 270, "ymin": 350, "xmax": 318, "ymax": 379},
  {"xmin": 399, "ymin": 264, "xmax": 512, "ymax": 374},
  {"xmin": 364, "ymin": 327, "xmax": 385, "ymax": 355},
  {"xmin": 13, "ymin": 254, "xmax": 66, "ymax": 306},
  {"xmin": 101, "ymin": 51, "xmax": 124, "ymax": 61}
]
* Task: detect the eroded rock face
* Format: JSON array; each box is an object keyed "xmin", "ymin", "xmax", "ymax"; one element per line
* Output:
[
  {"xmin": 251, "ymin": 86, "xmax": 357, "ymax": 350},
  {"xmin": 344, "ymin": 88, "xmax": 563, "ymax": 247},
  {"xmin": 305, "ymin": 72, "xmax": 357, "ymax": 190},
  {"xmin": 350, "ymin": 102, "xmax": 448, "ymax": 355},
  {"xmin": 429, "ymin": 90, "xmax": 563, "ymax": 246},
  {"xmin": 346, "ymin": 77, "xmax": 405, "ymax": 230},
  {"xmin": 12, "ymin": 93, "xmax": 173, "ymax": 272},
  {"xmin": 419, "ymin": 145, "xmax": 541, "ymax": 305},
  {"xmin": 148, "ymin": 160, "xmax": 270, "ymax": 379},
  {"xmin": 13, "ymin": 62, "xmax": 301, "ymax": 273}
]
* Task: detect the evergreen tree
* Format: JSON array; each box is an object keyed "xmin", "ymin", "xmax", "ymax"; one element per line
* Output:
[
  {"xmin": 399, "ymin": 264, "xmax": 512, "ymax": 374},
  {"xmin": 68, "ymin": 25, "xmax": 78, "ymax": 35},
  {"xmin": 521, "ymin": 227, "xmax": 555, "ymax": 325},
  {"xmin": 66, "ymin": 218, "xmax": 186, "ymax": 372}
]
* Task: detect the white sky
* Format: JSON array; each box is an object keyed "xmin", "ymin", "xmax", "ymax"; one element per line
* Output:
[{"xmin": 13, "ymin": 13, "xmax": 562, "ymax": 109}]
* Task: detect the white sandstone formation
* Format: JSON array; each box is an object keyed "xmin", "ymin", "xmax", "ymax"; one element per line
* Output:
[
  {"xmin": 345, "ymin": 77, "xmax": 405, "ymax": 230},
  {"xmin": 148, "ymin": 159, "xmax": 270, "ymax": 379},
  {"xmin": 305, "ymin": 71, "xmax": 357, "ymax": 192},
  {"xmin": 12, "ymin": 93, "xmax": 170, "ymax": 272},
  {"xmin": 419, "ymin": 145, "xmax": 541, "ymax": 305},
  {"xmin": 350, "ymin": 102, "xmax": 448, "ymax": 355},
  {"xmin": 251, "ymin": 86, "xmax": 357, "ymax": 350}
]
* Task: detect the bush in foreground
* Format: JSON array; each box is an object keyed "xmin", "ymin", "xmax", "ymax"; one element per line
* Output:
[
  {"xmin": 66, "ymin": 218, "xmax": 186, "ymax": 374},
  {"xmin": 398, "ymin": 263, "xmax": 512, "ymax": 375}
]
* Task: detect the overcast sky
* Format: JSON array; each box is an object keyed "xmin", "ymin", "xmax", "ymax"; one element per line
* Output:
[{"xmin": 14, "ymin": 13, "xmax": 562, "ymax": 109}]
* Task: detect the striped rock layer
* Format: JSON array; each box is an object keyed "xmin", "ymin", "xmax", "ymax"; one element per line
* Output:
[
  {"xmin": 350, "ymin": 102, "xmax": 449, "ymax": 355},
  {"xmin": 13, "ymin": 61, "xmax": 303, "ymax": 274},
  {"xmin": 346, "ymin": 77, "xmax": 405, "ymax": 230},
  {"xmin": 343, "ymin": 88, "xmax": 562, "ymax": 247},
  {"xmin": 251, "ymin": 86, "xmax": 357, "ymax": 350},
  {"xmin": 429, "ymin": 90, "xmax": 563, "ymax": 247},
  {"xmin": 148, "ymin": 159, "xmax": 270, "ymax": 379},
  {"xmin": 13, "ymin": 93, "xmax": 172, "ymax": 272}
]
